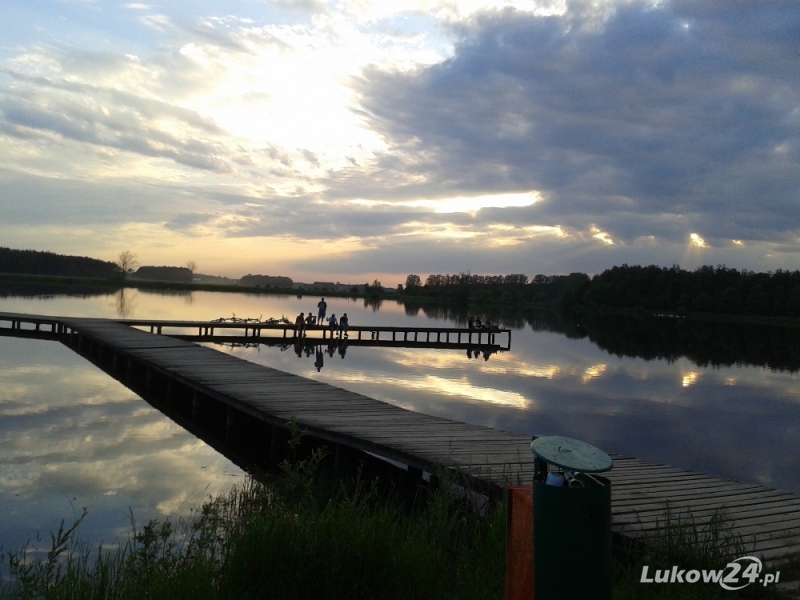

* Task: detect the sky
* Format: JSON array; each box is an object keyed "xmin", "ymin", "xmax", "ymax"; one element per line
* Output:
[{"xmin": 1, "ymin": 0, "xmax": 798, "ymax": 285}]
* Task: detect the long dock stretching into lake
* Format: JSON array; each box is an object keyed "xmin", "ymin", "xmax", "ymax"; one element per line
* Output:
[
  {"xmin": 115, "ymin": 317, "xmax": 511, "ymax": 349},
  {"xmin": 2, "ymin": 311, "xmax": 799, "ymax": 590}
]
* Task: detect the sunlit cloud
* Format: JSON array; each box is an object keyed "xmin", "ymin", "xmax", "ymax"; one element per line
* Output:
[
  {"xmin": 409, "ymin": 192, "xmax": 539, "ymax": 214},
  {"xmin": 591, "ymin": 226, "xmax": 613, "ymax": 245},
  {"xmin": 348, "ymin": 192, "xmax": 538, "ymax": 214},
  {"xmin": 524, "ymin": 225, "xmax": 567, "ymax": 238},
  {"xmin": 690, "ymin": 233, "xmax": 707, "ymax": 248}
]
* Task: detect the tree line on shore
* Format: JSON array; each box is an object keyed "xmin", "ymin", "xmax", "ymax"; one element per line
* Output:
[
  {"xmin": 402, "ymin": 264, "xmax": 800, "ymax": 318},
  {"xmin": 5, "ymin": 246, "xmax": 800, "ymax": 318},
  {"xmin": 0, "ymin": 247, "xmax": 119, "ymax": 279}
]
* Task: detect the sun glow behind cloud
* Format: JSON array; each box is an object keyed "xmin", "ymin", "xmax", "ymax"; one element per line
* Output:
[{"xmin": 690, "ymin": 233, "xmax": 707, "ymax": 247}]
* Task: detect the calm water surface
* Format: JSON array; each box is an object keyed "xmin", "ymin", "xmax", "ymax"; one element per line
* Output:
[{"xmin": 1, "ymin": 287, "xmax": 799, "ymax": 551}]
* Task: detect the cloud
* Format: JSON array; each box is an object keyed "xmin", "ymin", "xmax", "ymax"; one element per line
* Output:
[
  {"xmin": 348, "ymin": 1, "xmax": 800, "ymax": 249},
  {"xmin": 1, "ymin": 0, "xmax": 799, "ymax": 280}
]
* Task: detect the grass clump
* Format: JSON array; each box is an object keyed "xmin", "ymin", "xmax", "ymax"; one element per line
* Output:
[{"xmin": 614, "ymin": 505, "xmax": 796, "ymax": 599}]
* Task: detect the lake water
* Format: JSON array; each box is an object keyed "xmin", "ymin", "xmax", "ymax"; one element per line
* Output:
[{"xmin": 1, "ymin": 286, "xmax": 799, "ymax": 552}]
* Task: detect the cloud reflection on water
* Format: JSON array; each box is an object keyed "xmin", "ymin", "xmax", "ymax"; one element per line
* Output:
[
  {"xmin": 0, "ymin": 336, "xmax": 244, "ymax": 552},
  {"xmin": 332, "ymin": 371, "xmax": 532, "ymax": 410}
]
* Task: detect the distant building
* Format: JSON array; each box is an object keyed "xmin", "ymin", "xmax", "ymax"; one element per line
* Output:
[
  {"xmin": 293, "ymin": 281, "xmax": 365, "ymax": 293},
  {"xmin": 134, "ymin": 266, "xmax": 192, "ymax": 282},
  {"xmin": 238, "ymin": 274, "xmax": 294, "ymax": 288}
]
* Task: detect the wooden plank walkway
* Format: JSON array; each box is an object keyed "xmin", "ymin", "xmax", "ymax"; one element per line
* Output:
[{"xmin": 2, "ymin": 310, "xmax": 800, "ymax": 581}]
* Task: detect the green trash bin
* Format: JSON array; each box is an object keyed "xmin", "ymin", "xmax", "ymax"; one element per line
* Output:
[{"xmin": 530, "ymin": 436, "xmax": 613, "ymax": 600}]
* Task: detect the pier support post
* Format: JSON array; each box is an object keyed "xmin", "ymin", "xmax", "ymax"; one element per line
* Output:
[
  {"xmin": 334, "ymin": 443, "xmax": 363, "ymax": 474},
  {"xmin": 225, "ymin": 406, "xmax": 237, "ymax": 442},
  {"xmin": 270, "ymin": 425, "xmax": 288, "ymax": 468},
  {"xmin": 145, "ymin": 369, "xmax": 155, "ymax": 395},
  {"xmin": 192, "ymin": 390, "xmax": 203, "ymax": 423},
  {"xmin": 166, "ymin": 378, "xmax": 176, "ymax": 403},
  {"xmin": 407, "ymin": 465, "xmax": 423, "ymax": 483}
]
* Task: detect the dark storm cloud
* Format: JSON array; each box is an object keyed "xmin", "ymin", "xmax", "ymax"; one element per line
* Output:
[{"xmin": 345, "ymin": 0, "xmax": 800, "ymax": 247}]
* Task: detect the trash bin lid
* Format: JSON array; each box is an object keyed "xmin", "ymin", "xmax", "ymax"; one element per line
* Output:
[{"xmin": 530, "ymin": 436, "xmax": 613, "ymax": 473}]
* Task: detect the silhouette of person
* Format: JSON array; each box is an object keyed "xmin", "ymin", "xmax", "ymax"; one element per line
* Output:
[
  {"xmin": 338, "ymin": 340, "xmax": 348, "ymax": 359},
  {"xmin": 317, "ymin": 297, "xmax": 327, "ymax": 322}
]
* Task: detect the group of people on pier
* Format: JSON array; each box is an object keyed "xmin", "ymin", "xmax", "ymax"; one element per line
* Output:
[{"xmin": 294, "ymin": 298, "xmax": 349, "ymax": 338}]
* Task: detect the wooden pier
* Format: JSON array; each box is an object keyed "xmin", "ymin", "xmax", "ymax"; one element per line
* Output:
[
  {"xmin": 2, "ymin": 311, "xmax": 799, "ymax": 586},
  {"xmin": 115, "ymin": 318, "xmax": 511, "ymax": 349}
]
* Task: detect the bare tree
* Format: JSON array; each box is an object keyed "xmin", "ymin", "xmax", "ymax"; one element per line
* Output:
[
  {"xmin": 116, "ymin": 250, "xmax": 139, "ymax": 279},
  {"xmin": 186, "ymin": 260, "xmax": 198, "ymax": 275}
]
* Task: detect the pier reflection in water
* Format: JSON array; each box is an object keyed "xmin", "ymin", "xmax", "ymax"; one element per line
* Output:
[{"xmin": 208, "ymin": 337, "xmax": 504, "ymax": 373}]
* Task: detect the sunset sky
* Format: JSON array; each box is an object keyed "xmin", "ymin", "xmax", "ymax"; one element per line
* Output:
[{"xmin": 1, "ymin": 0, "xmax": 798, "ymax": 285}]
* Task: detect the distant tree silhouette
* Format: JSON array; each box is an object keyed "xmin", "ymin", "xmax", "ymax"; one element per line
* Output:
[
  {"xmin": 405, "ymin": 274, "xmax": 421, "ymax": 289},
  {"xmin": 116, "ymin": 251, "xmax": 139, "ymax": 279},
  {"xmin": 0, "ymin": 247, "xmax": 117, "ymax": 278}
]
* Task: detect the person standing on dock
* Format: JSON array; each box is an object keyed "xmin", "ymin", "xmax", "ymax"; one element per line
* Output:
[
  {"xmin": 339, "ymin": 313, "xmax": 349, "ymax": 338},
  {"xmin": 295, "ymin": 312, "xmax": 305, "ymax": 337},
  {"xmin": 317, "ymin": 297, "xmax": 327, "ymax": 323}
]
